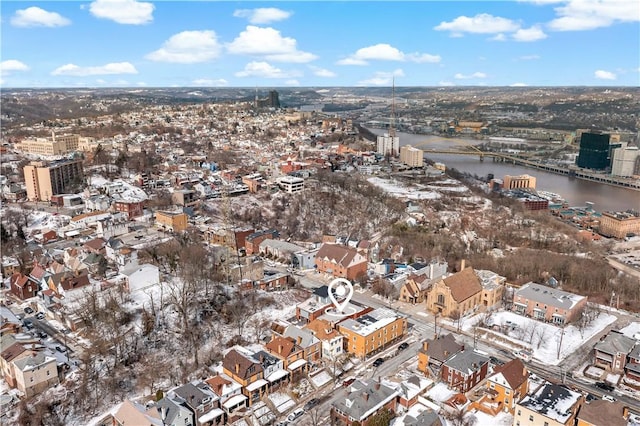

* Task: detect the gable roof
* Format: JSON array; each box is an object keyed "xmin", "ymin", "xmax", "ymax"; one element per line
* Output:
[
  {"xmin": 222, "ymin": 348, "xmax": 262, "ymax": 380},
  {"xmin": 316, "ymin": 243, "xmax": 366, "ymax": 268},
  {"xmin": 442, "ymin": 267, "xmax": 482, "ymax": 302},
  {"xmin": 332, "ymin": 380, "xmax": 399, "ymax": 422},
  {"xmin": 443, "ymin": 348, "xmax": 489, "ymax": 375},
  {"xmin": 305, "ymin": 319, "xmax": 341, "ymax": 340},
  {"xmin": 113, "ymin": 400, "xmax": 163, "ymax": 426},
  {"xmin": 420, "ymin": 334, "xmax": 464, "ymax": 363},
  {"xmin": 489, "ymin": 358, "xmax": 528, "ymax": 390},
  {"xmin": 265, "ymin": 336, "xmax": 297, "ymax": 358},
  {"xmin": 594, "ymin": 331, "xmax": 637, "ymax": 356},
  {"xmin": 10, "ymin": 273, "xmax": 30, "ymax": 288},
  {"xmin": 576, "ymin": 400, "xmax": 627, "ymax": 426}
]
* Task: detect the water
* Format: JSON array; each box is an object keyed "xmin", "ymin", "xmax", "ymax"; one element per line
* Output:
[{"xmin": 370, "ymin": 129, "xmax": 640, "ymax": 212}]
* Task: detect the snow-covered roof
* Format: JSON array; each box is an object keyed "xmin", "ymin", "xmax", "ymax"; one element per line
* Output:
[
  {"xmin": 515, "ymin": 282, "xmax": 585, "ymax": 310},
  {"xmin": 287, "ymin": 358, "xmax": 307, "ymax": 371},
  {"xmin": 518, "ymin": 382, "xmax": 582, "ymax": 424}
]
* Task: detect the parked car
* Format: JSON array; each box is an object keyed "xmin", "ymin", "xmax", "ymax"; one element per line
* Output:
[
  {"xmin": 35, "ymin": 312, "xmax": 45, "ymax": 320},
  {"xmin": 602, "ymin": 394, "xmax": 616, "ymax": 402},
  {"xmin": 585, "ymin": 393, "xmax": 598, "ymax": 402},
  {"xmin": 372, "ymin": 357, "xmax": 385, "ymax": 367},
  {"xmin": 342, "ymin": 377, "xmax": 356, "ymax": 387},
  {"xmin": 595, "ymin": 382, "xmax": 615, "ymax": 392},
  {"xmin": 304, "ymin": 398, "xmax": 319, "ymax": 411},
  {"xmin": 23, "ymin": 307, "xmax": 34, "ymax": 315},
  {"xmin": 489, "ymin": 356, "xmax": 505, "ymax": 366},
  {"xmin": 397, "ymin": 342, "xmax": 410, "ymax": 351},
  {"xmin": 513, "ymin": 350, "xmax": 532, "ymax": 362},
  {"xmin": 287, "ymin": 408, "xmax": 304, "ymax": 422},
  {"xmin": 55, "ymin": 346, "xmax": 67, "ymax": 353}
]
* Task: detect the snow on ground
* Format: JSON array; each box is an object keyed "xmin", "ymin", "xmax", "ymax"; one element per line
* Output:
[
  {"xmin": 426, "ymin": 184, "xmax": 469, "ymax": 193},
  {"xmin": 425, "ymin": 382, "xmax": 456, "ymax": 403},
  {"xmin": 367, "ymin": 177, "xmax": 441, "ymax": 200},
  {"xmin": 268, "ymin": 392, "xmax": 295, "ymax": 414},
  {"xmin": 605, "ymin": 373, "xmax": 621, "ymax": 385},
  {"xmin": 465, "ymin": 409, "xmax": 513, "ymax": 426},
  {"xmin": 467, "ymin": 310, "xmax": 616, "ymax": 365},
  {"xmin": 585, "ymin": 366, "xmax": 604, "ymax": 378},
  {"xmin": 25, "ymin": 210, "xmax": 72, "ymax": 233},
  {"xmin": 309, "ymin": 370, "xmax": 332, "ymax": 388},
  {"xmin": 619, "ymin": 322, "xmax": 640, "ymax": 338}
]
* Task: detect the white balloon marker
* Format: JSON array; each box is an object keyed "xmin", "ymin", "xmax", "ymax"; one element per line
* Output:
[{"xmin": 328, "ymin": 278, "xmax": 354, "ymax": 314}]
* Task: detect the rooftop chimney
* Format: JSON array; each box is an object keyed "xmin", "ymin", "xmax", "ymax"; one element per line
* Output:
[
  {"xmin": 235, "ymin": 363, "xmax": 240, "ymax": 373},
  {"xmin": 363, "ymin": 393, "xmax": 369, "ymax": 401},
  {"xmin": 460, "ymin": 259, "xmax": 466, "ymax": 271}
]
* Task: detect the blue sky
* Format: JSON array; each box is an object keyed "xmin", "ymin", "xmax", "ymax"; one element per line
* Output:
[{"xmin": 1, "ymin": 1, "xmax": 639, "ymax": 88}]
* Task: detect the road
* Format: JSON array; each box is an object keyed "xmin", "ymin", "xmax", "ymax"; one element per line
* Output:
[{"xmin": 291, "ymin": 270, "xmax": 640, "ymax": 421}]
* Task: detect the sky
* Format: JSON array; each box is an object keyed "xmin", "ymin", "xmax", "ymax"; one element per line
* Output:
[{"xmin": 1, "ymin": 0, "xmax": 639, "ymax": 88}]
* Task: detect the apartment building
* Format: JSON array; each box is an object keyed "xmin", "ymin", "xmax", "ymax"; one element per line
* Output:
[
  {"xmin": 315, "ymin": 243, "xmax": 368, "ymax": 282},
  {"xmin": 598, "ymin": 211, "xmax": 640, "ymax": 239},
  {"xmin": 512, "ymin": 283, "xmax": 587, "ymax": 325},
  {"xmin": 155, "ymin": 211, "xmax": 188, "ymax": 232},
  {"xmin": 337, "ymin": 308, "xmax": 407, "ymax": 359},
  {"xmin": 24, "ymin": 159, "xmax": 84, "ymax": 201},
  {"xmin": 400, "ymin": 145, "xmax": 424, "ymax": 168}
]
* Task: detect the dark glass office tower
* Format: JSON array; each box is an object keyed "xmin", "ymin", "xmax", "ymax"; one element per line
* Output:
[{"xmin": 576, "ymin": 132, "xmax": 610, "ymax": 170}]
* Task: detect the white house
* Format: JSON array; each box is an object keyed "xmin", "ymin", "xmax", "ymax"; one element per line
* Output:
[{"xmin": 119, "ymin": 262, "xmax": 159, "ymax": 292}]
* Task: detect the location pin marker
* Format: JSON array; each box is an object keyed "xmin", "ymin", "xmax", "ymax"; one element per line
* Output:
[{"xmin": 328, "ymin": 278, "xmax": 354, "ymax": 314}]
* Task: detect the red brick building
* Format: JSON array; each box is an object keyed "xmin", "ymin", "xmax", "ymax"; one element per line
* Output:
[
  {"xmin": 113, "ymin": 200, "xmax": 145, "ymax": 219},
  {"xmin": 10, "ymin": 273, "xmax": 38, "ymax": 300},
  {"xmin": 441, "ymin": 348, "xmax": 490, "ymax": 393},
  {"xmin": 314, "ymin": 243, "xmax": 368, "ymax": 282}
]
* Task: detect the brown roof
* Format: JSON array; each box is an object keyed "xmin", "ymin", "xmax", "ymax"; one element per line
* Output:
[
  {"xmin": 304, "ymin": 319, "xmax": 340, "ymax": 340},
  {"xmin": 1, "ymin": 342, "xmax": 27, "ymax": 362},
  {"xmin": 29, "ymin": 264, "xmax": 46, "ymax": 280},
  {"xmin": 10, "ymin": 273, "xmax": 29, "ymax": 288},
  {"xmin": 420, "ymin": 333, "xmax": 464, "ymax": 363},
  {"xmin": 442, "ymin": 267, "xmax": 482, "ymax": 302},
  {"xmin": 206, "ymin": 375, "xmax": 231, "ymax": 396},
  {"xmin": 577, "ymin": 400, "xmax": 628, "ymax": 426},
  {"xmin": 265, "ymin": 336, "xmax": 297, "ymax": 358},
  {"xmin": 222, "ymin": 349, "xmax": 262, "ymax": 380},
  {"xmin": 84, "ymin": 238, "xmax": 106, "ymax": 251},
  {"xmin": 490, "ymin": 358, "xmax": 528, "ymax": 390},
  {"xmin": 316, "ymin": 243, "xmax": 364, "ymax": 268}
]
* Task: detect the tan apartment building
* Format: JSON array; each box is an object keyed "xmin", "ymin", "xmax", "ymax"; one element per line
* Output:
[
  {"xmin": 16, "ymin": 133, "xmax": 95, "ymax": 156},
  {"xmin": 337, "ymin": 307, "xmax": 407, "ymax": 359},
  {"xmin": 13, "ymin": 352, "xmax": 59, "ymax": 397},
  {"xmin": 400, "ymin": 145, "xmax": 424, "ymax": 168},
  {"xmin": 24, "ymin": 159, "xmax": 84, "ymax": 201},
  {"xmin": 502, "ymin": 174, "xmax": 537, "ymax": 190},
  {"xmin": 155, "ymin": 211, "xmax": 188, "ymax": 232},
  {"xmin": 598, "ymin": 211, "xmax": 640, "ymax": 239}
]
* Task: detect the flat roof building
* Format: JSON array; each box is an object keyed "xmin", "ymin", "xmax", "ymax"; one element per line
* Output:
[{"xmin": 23, "ymin": 159, "xmax": 84, "ymax": 202}]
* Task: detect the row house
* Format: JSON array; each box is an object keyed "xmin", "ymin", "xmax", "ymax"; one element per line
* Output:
[
  {"xmin": 245, "ymin": 229, "xmax": 279, "ymax": 255},
  {"xmin": 283, "ymin": 326, "xmax": 322, "ymax": 364},
  {"xmin": 205, "ymin": 375, "xmax": 246, "ymax": 419},
  {"xmin": 9, "ymin": 273, "xmax": 39, "ymax": 300},
  {"xmin": 576, "ymin": 400, "xmax": 630, "ymax": 426},
  {"xmin": 331, "ymin": 380, "xmax": 399, "ymax": 426},
  {"xmin": 158, "ymin": 380, "xmax": 224, "ymax": 426},
  {"xmin": 112, "ymin": 200, "xmax": 145, "ymax": 219},
  {"xmin": 337, "ymin": 308, "xmax": 407, "ymax": 359},
  {"xmin": 315, "ymin": 243, "xmax": 368, "ymax": 282},
  {"xmin": 305, "ymin": 319, "xmax": 344, "ymax": 361},
  {"xmin": 593, "ymin": 330, "xmax": 637, "ymax": 374},
  {"xmin": 512, "ymin": 282, "xmax": 587, "ymax": 325},
  {"xmin": 440, "ymin": 348, "xmax": 489, "ymax": 393},
  {"xmin": 14, "ymin": 351, "xmax": 60, "ymax": 398},
  {"xmin": 514, "ymin": 382, "xmax": 583, "ymax": 426}
]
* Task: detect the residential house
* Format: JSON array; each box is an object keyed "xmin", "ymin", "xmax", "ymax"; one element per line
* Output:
[
  {"xmin": 221, "ymin": 347, "xmax": 270, "ymax": 406},
  {"xmin": 172, "ymin": 381, "xmax": 224, "ymax": 426},
  {"xmin": 265, "ymin": 336, "xmax": 306, "ymax": 373},
  {"xmin": 315, "ymin": 243, "xmax": 368, "ymax": 282},
  {"xmin": 388, "ymin": 375, "xmax": 433, "ymax": 409},
  {"xmin": 576, "ymin": 400, "xmax": 629, "ymax": 426},
  {"xmin": 13, "ymin": 351, "xmax": 59, "ymax": 397},
  {"xmin": 418, "ymin": 334, "xmax": 464, "ymax": 377},
  {"xmin": 28, "ymin": 263, "xmax": 48, "ymax": 290},
  {"xmin": 244, "ymin": 229, "xmax": 279, "ymax": 255},
  {"xmin": 46, "ymin": 270, "xmax": 90, "ymax": 297},
  {"xmin": 83, "ymin": 237, "xmax": 107, "ymax": 255},
  {"xmin": 625, "ymin": 344, "xmax": 640, "ymax": 382},
  {"xmin": 394, "ymin": 406, "xmax": 443, "ymax": 426},
  {"xmin": 156, "ymin": 211, "xmax": 188, "ymax": 233},
  {"xmin": 304, "ymin": 318, "xmax": 344, "ymax": 361},
  {"xmin": 205, "ymin": 375, "xmax": 246, "ymax": 418},
  {"xmin": 331, "ymin": 379, "xmax": 399, "ymax": 426},
  {"xmin": 1, "ymin": 341, "xmax": 28, "ymax": 388},
  {"xmin": 205, "ymin": 227, "xmax": 255, "ymax": 251},
  {"xmin": 0, "ymin": 308, "xmax": 22, "ymax": 336},
  {"xmin": 514, "ymin": 382, "xmax": 583, "ymax": 426},
  {"xmin": 478, "ymin": 358, "xmax": 529, "ymax": 414},
  {"xmin": 425, "ymin": 267, "xmax": 482, "ymax": 318},
  {"xmin": 476, "ymin": 269, "xmax": 506, "ymax": 310},
  {"xmin": 399, "ymin": 273, "xmax": 434, "ymax": 304},
  {"xmin": 440, "ymin": 348, "xmax": 489, "ymax": 393},
  {"xmin": 512, "ymin": 282, "xmax": 587, "ymax": 325},
  {"xmin": 120, "ymin": 263, "xmax": 160, "ymax": 292},
  {"xmin": 155, "ymin": 395, "xmax": 195, "ymax": 426},
  {"xmin": 258, "ymin": 239, "xmax": 305, "ymax": 263},
  {"xmin": 593, "ymin": 330, "xmax": 637, "ymax": 373},
  {"xmin": 10, "ymin": 273, "xmax": 38, "ymax": 300},
  {"xmin": 113, "ymin": 400, "xmax": 163, "ymax": 426},
  {"xmin": 296, "ymin": 286, "xmax": 334, "ymax": 323},
  {"xmin": 283, "ymin": 325, "xmax": 322, "ymax": 363},
  {"xmin": 337, "ymin": 308, "xmax": 407, "ymax": 359}
]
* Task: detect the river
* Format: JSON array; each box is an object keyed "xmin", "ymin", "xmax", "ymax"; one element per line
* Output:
[{"xmin": 370, "ymin": 129, "xmax": 640, "ymax": 212}]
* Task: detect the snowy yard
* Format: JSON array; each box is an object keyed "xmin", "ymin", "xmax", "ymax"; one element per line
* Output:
[
  {"xmin": 462, "ymin": 310, "xmax": 616, "ymax": 365},
  {"xmin": 425, "ymin": 382, "xmax": 456, "ymax": 403},
  {"xmin": 309, "ymin": 369, "xmax": 332, "ymax": 388},
  {"xmin": 465, "ymin": 409, "xmax": 513, "ymax": 426},
  {"xmin": 268, "ymin": 392, "xmax": 296, "ymax": 414}
]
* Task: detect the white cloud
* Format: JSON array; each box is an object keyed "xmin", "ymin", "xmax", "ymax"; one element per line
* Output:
[
  {"xmin": 0, "ymin": 60, "xmax": 30, "ymax": 76},
  {"xmin": 146, "ymin": 31, "xmax": 221, "ymax": 63},
  {"xmin": 227, "ymin": 26, "xmax": 317, "ymax": 63},
  {"xmin": 309, "ymin": 66, "xmax": 336, "ymax": 78},
  {"xmin": 89, "ymin": 0, "xmax": 154, "ymax": 25},
  {"xmin": 51, "ymin": 62, "xmax": 138, "ymax": 76},
  {"xmin": 439, "ymin": 81, "xmax": 456, "ymax": 87},
  {"xmin": 454, "ymin": 72, "xmax": 487, "ymax": 79},
  {"xmin": 510, "ymin": 82, "xmax": 529, "ymax": 87},
  {"xmin": 192, "ymin": 78, "xmax": 229, "ymax": 86},
  {"xmin": 233, "ymin": 8, "xmax": 292, "ymax": 24},
  {"xmin": 491, "ymin": 33, "xmax": 507, "ymax": 41},
  {"xmin": 235, "ymin": 61, "xmax": 301, "ymax": 78},
  {"xmin": 434, "ymin": 13, "xmax": 519, "ymax": 34},
  {"xmin": 11, "ymin": 7, "xmax": 71, "ymax": 27},
  {"xmin": 285, "ymin": 79, "xmax": 300, "ymax": 86},
  {"xmin": 548, "ymin": 0, "xmax": 639, "ymax": 31},
  {"xmin": 512, "ymin": 26, "xmax": 547, "ymax": 41},
  {"xmin": 338, "ymin": 43, "xmax": 440, "ymax": 66},
  {"xmin": 519, "ymin": 54, "xmax": 541, "ymax": 60},
  {"xmin": 96, "ymin": 79, "xmax": 107, "ymax": 84},
  {"xmin": 357, "ymin": 69, "xmax": 404, "ymax": 86},
  {"xmin": 594, "ymin": 70, "xmax": 616, "ymax": 80}
]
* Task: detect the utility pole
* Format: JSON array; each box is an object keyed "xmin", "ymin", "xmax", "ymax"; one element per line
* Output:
[{"xmin": 557, "ymin": 326, "xmax": 565, "ymax": 360}]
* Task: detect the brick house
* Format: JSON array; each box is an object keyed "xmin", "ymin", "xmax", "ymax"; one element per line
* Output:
[
  {"xmin": 113, "ymin": 200, "xmax": 145, "ymax": 219},
  {"xmin": 512, "ymin": 282, "xmax": 587, "ymax": 325},
  {"xmin": 244, "ymin": 229, "xmax": 279, "ymax": 255},
  {"xmin": 593, "ymin": 330, "xmax": 637, "ymax": 373},
  {"xmin": 331, "ymin": 380, "xmax": 399, "ymax": 426},
  {"xmin": 417, "ymin": 334, "xmax": 464, "ymax": 377},
  {"xmin": 315, "ymin": 243, "xmax": 368, "ymax": 282},
  {"xmin": 625, "ymin": 344, "xmax": 640, "ymax": 381},
  {"xmin": 440, "ymin": 348, "xmax": 489, "ymax": 393},
  {"xmin": 10, "ymin": 273, "xmax": 38, "ymax": 300}
]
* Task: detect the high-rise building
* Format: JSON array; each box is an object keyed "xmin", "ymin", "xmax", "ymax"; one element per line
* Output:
[
  {"xmin": 268, "ymin": 90, "xmax": 280, "ymax": 108},
  {"xmin": 24, "ymin": 159, "xmax": 84, "ymax": 201},
  {"xmin": 576, "ymin": 132, "xmax": 610, "ymax": 170},
  {"xmin": 377, "ymin": 133, "xmax": 399, "ymax": 157},
  {"xmin": 611, "ymin": 146, "xmax": 640, "ymax": 177},
  {"xmin": 400, "ymin": 145, "xmax": 424, "ymax": 168}
]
